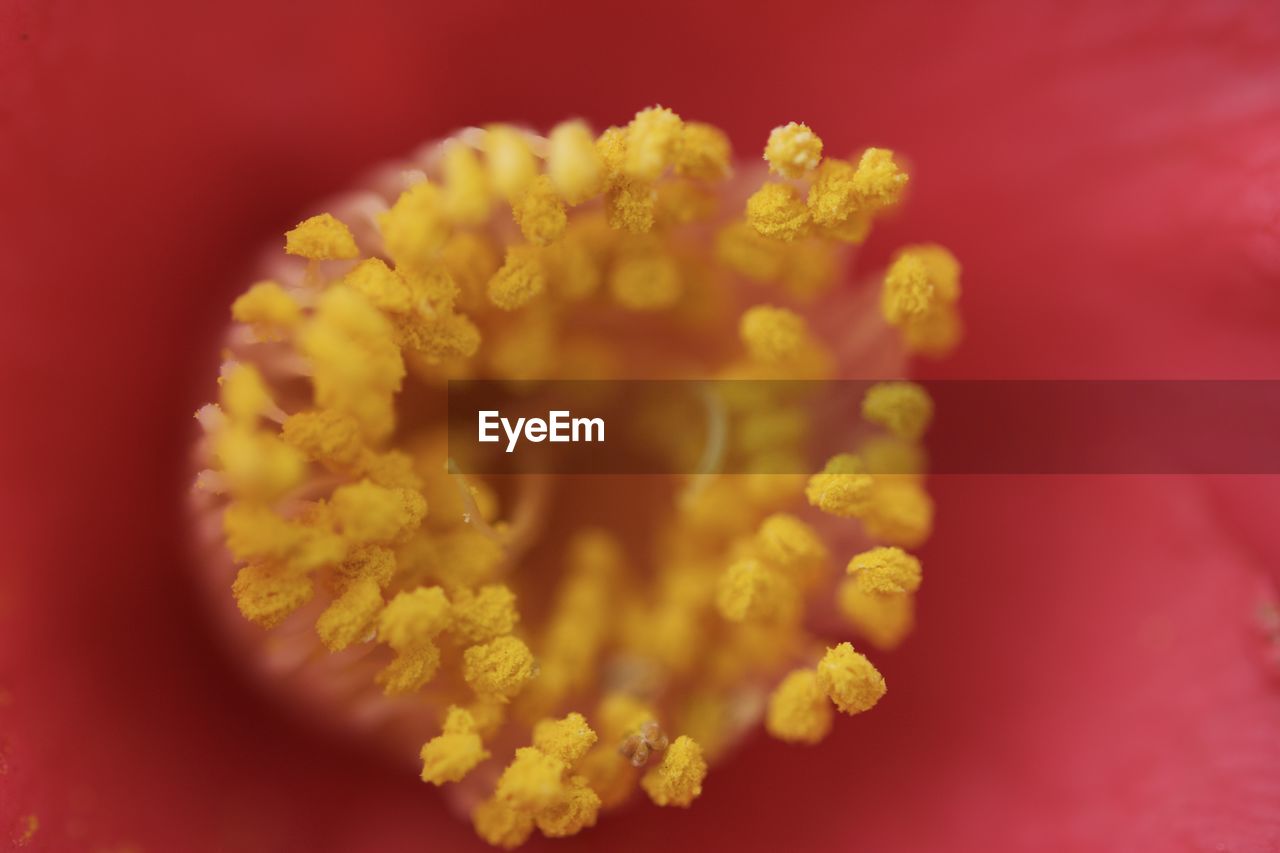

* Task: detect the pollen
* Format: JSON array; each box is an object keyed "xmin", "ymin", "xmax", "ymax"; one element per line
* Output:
[
  {"xmin": 764, "ymin": 122, "xmax": 823, "ymax": 178},
  {"xmin": 285, "ymin": 213, "xmax": 359, "ymax": 260},
  {"xmin": 640, "ymin": 736, "xmax": 707, "ymax": 807},
  {"xmin": 196, "ymin": 109, "xmax": 959, "ymax": 848},
  {"xmin": 816, "ymin": 642, "xmax": 886, "ymax": 715},
  {"xmin": 862, "ymin": 381, "xmax": 934, "ymax": 441}
]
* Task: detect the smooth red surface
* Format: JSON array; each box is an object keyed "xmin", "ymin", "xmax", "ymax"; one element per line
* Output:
[{"xmin": 2, "ymin": 0, "xmax": 1279, "ymax": 850}]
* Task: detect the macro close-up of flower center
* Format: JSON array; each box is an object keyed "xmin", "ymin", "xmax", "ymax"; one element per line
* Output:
[{"xmin": 188, "ymin": 107, "xmax": 960, "ymax": 847}]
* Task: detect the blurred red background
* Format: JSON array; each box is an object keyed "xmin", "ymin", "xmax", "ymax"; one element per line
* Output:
[{"xmin": 2, "ymin": 0, "xmax": 1279, "ymax": 849}]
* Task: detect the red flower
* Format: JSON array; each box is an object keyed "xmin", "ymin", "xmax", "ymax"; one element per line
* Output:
[{"xmin": 3, "ymin": 0, "xmax": 1278, "ymax": 850}]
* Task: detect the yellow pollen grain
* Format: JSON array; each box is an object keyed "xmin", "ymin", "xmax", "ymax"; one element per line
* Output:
[
  {"xmin": 330, "ymin": 480, "xmax": 426, "ymax": 544},
  {"xmin": 342, "ymin": 258, "xmax": 414, "ymax": 314},
  {"xmin": 231, "ymin": 281, "xmax": 300, "ymax": 341},
  {"xmin": 807, "ymin": 159, "xmax": 860, "ymax": 227},
  {"xmin": 765, "ymin": 122, "xmax": 823, "ymax": 178},
  {"xmin": 847, "ymin": 546, "xmax": 922, "ymax": 596},
  {"xmin": 474, "ymin": 797, "xmax": 535, "ymax": 849},
  {"xmin": 816, "ymin": 642, "xmax": 886, "ymax": 715},
  {"xmin": 755, "ymin": 513, "xmax": 828, "ymax": 579},
  {"xmin": 853, "ymin": 147, "xmax": 909, "ymax": 209},
  {"xmin": 213, "ymin": 427, "xmax": 305, "ymax": 502},
  {"xmin": 420, "ymin": 706, "xmax": 490, "ymax": 785},
  {"xmin": 496, "ymin": 746, "xmax": 568, "ymax": 812},
  {"xmin": 376, "ymin": 639, "xmax": 442, "ymax": 695},
  {"xmin": 609, "ymin": 247, "xmax": 680, "ymax": 310},
  {"xmin": 379, "ymin": 182, "xmax": 449, "ymax": 272},
  {"xmin": 862, "ymin": 381, "xmax": 934, "ymax": 441},
  {"xmin": 625, "ymin": 106, "xmax": 684, "ymax": 181},
  {"xmin": 675, "ymin": 122, "xmax": 732, "ymax": 180},
  {"xmin": 805, "ymin": 453, "xmax": 874, "ymax": 518},
  {"xmin": 739, "ymin": 305, "xmax": 809, "ymax": 363},
  {"xmin": 488, "ymin": 245, "xmax": 546, "ymax": 310},
  {"xmin": 281, "ymin": 409, "xmax": 364, "ymax": 468},
  {"xmin": 766, "ymin": 669, "xmax": 833, "ymax": 744},
  {"xmin": 379, "ymin": 586, "xmax": 451, "ymax": 651},
  {"xmin": 231, "ymin": 561, "xmax": 314, "ymax": 628},
  {"xmin": 315, "ymin": 576, "xmax": 383, "ymax": 651},
  {"xmin": 464, "ymin": 635, "xmax": 537, "ymax": 701},
  {"xmin": 532, "ymin": 712, "xmax": 598, "ymax": 766},
  {"xmin": 442, "ymin": 141, "xmax": 493, "ymax": 226},
  {"xmin": 746, "ymin": 182, "xmax": 810, "ymax": 241},
  {"xmin": 219, "ymin": 362, "xmax": 275, "ymax": 423},
  {"xmin": 285, "ymin": 213, "xmax": 359, "ymax": 260},
  {"xmin": 512, "ymin": 176, "xmax": 568, "ymax": 246},
  {"xmin": 450, "ymin": 584, "xmax": 519, "ymax": 645},
  {"xmin": 715, "ymin": 558, "xmax": 794, "ymax": 623},
  {"xmin": 484, "ymin": 125, "xmax": 538, "ymax": 199},
  {"xmin": 862, "ymin": 478, "xmax": 934, "ymax": 548},
  {"xmin": 535, "ymin": 774, "xmax": 602, "ymax": 838},
  {"xmin": 640, "ymin": 735, "xmax": 706, "ymax": 807},
  {"xmin": 547, "ymin": 120, "xmax": 604, "ymax": 205}
]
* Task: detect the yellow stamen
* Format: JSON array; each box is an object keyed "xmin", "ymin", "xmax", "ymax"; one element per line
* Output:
[
  {"xmin": 816, "ymin": 642, "xmax": 886, "ymax": 715},
  {"xmin": 285, "ymin": 213, "xmax": 359, "ymax": 260},
  {"xmin": 764, "ymin": 121, "xmax": 823, "ymax": 178},
  {"xmin": 640, "ymin": 736, "xmax": 707, "ymax": 807},
  {"xmin": 766, "ymin": 669, "xmax": 833, "ymax": 744}
]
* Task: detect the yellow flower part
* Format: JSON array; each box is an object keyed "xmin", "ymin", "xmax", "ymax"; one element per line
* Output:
[
  {"xmin": 195, "ymin": 110, "xmax": 960, "ymax": 847},
  {"xmin": 487, "ymin": 244, "xmax": 546, "ymax": 310},
  {"xmin": 420, "ymin": 706, "xmax": 490, "ymax": 785},
  {"xmin": 512, "ymin": 175, "xmax": 567, "ymax": 246},
  {"xmin": 764, "ymin": 121, "xmax": 823, "ymax": 178},
  {"xmin": 547, "ymin": 120, "xmax": 603, "ymax": 205},
  {"xmin": 816, "ymin": 642, "xmax": 886, "ymax": 715},
  {"xmin": 464, "ymin": 635, "xmax": 537, "ymax": 701},
  {"xmin": 847, "ymin": 546, "xmax": 923, "ymax": 596},
  {"xmin": 746, "ymin": 182, "xmax": 810, "ymax": 241},
  {"xmin": 532, "ymin": 712, "xmax": 598, "ymax": 766},
  {"xmin": 231, "ymin": 281, "xmax": 301, "ymax": 341},
  {"xmin": 838, "ymin": 582, "xmax": 916, "ymax": 650},
  {"xmin": 805, "ymin": 453, "xmax": 875, "ymax": 518},
  {"xmin": 862, "ymin": 381, "xmax": 934, "ymax": 441},
  {"xmin": 766, "ymin": 669, "xmax": 833, "ymax": 744},
  {"xmin": 739, "ymin": 305, "xmax": 810, "ymax": 363},
  {"xmin": 640, "ymin": 736, "xmax": 707, "ymax": 807},
  {"xmin": 284, "ymin": 213, "xmax": 359, "ymax": 260}
]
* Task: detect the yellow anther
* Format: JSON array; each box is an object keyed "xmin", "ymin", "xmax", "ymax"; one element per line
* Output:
[
  {"xmin": 379, "ymin": 182, "xmax": 449, "ymax": 273},
  {"xmin": 625, "ymin": 106, "xmax": 684, "ymax": 181},
  {"xmin": 547, "ymin": 121, "xmax": 603, "ymax": 205},
  {"xmin": 496, "ymin": 746, "xmax": 568, "ymax": 812},
  {"xmin": 231, "ymin": 281, "xmax": 300, "ymax": 341},
  {"xmin": 376, "ymin": 640, "xmax": 441, "ymax": 695},
  {"xmin": 816, "ymin": 642, "xmax": 886, "ymax": 715},
  {"xmin": 862, "ymin": 381, "xmax": 934, "ymax": 441},
  {"xmin": 420, "ymin": 706, "xmax": 490, "ymax": 785},
  {"xmin": 473, "ymin": 797, "xmax": 535, "ymax": 850},
  {"xmin": 441, "ymin": 231, "xmax": 502, "ymax": 300},
  {"xmin": 609, "ymin": 247, "xmax": 680, "ymax": 310},
  {"xmin": 838, "ymin": 582, "xmax": 915, "ymax": 650},
  {"xmin": 535, "ymin": 775, "xmax": 602, "ymax": 838},
  {"xmin": 512, "ymin": 175, "xmax": 568, "ymax": 246},
  {"xmin": 764, "ymin": 122, "xmax": 823, "ymax": 178},
  {"xmin": 315, "ymin": 576, "xmax": 382, "ymax": 651},
  {"xmin": 604, "ymin": 179, "xmax": 656, "ymax": 233},
  {"xmin": 451, "ymin": 584, "xmax": 519, "ymax": 645},
  {"xmin": 739, "ymin": 305, "xmax": 809, "ymax": 363},
  {"xmin": 595, "ymin": 125, "xmax": 628, "ymax": 183},
  {"xmin": 862, "ymin": 477, "xmax": 934, "ymax": 547},
  {"xmin": 442, "ymin": 141, "xmax": 493, "ymax": 226},
  {"xmin": 716, "ymin": 222, "xmax": 788, "ymax": 282},
  {"xmin": 379, "ymin": 586, "xmax": 451, "ymax": 651},
  {"xmin": 334, "ymin": 544, "xmax": 396, "ymax": 590},
  {"xmin": 484, "ymin": 125, "xmax": 537, "ymax": 199},
  {"xmin": 213, "ymin": 426, "xmax": 305, "ymax": 502},
  {"xmin": 284, "ymin": 213, "xmax": 359, "ymax": 260},
  {"xmin": 219, "ymin": 363, "xmax": 275, "ymax": 423},
  {"xmin": 282, "ymin": 409, "xmax": 364, "ymax": 468},
  {"xmin": 715, "ymin": 558, "xmax": 796, "ymax": 623},
  {"xmin": 746, "ymin": 183, "xmax": 810, "ymax": 241},
  {"xmin": 395, "ymin": 305, "xmax": 482, "ymax": 362},
  {"xmin": 330, "ymin": 480, "xmax": 426, "ymax": 544},
  {"xmin": 853, "ymin": 147, "xmax": 909, "ymax": 209},
  {"xmin": 805, "ymin": 453, "xmax": 874, "ymax": 518},
  {"xmin": 675, "ymin": 122, "xmax": 731, "ymax": 180},
  {"xmin": 222, "ymin": 502, "xmax": 345, "ymax": 571},
  {"xmin": 847, "ymin": 546, "xmax": 922, "ymax": 596},
  {"xmin": 343, "ymin": 258, "xmax": 414, "ymax": 314},
  {"xmin": 806, "ymin": 159, "xmax": 860, "ymax": 227},
  {"xmin": 532, "ymin": 712, "xmax": 598, "ymax": 766},
  {"xmin": 464, "ymin": 635, "xmax": 537, "ymax": 701},
  {"xmin": 755, "ymin": 513, "xmax": 828, "ymax": 579},
  {"xmin": 881, "ymin": 252, "xmax": 935, "ymax": 324},
  {"xmin": 231, "ymin": 562, "xmax": 314, "ymax": 628},
  {"xmin": 765, "ymin": 669, "xmax": 833, "ymax": 744},
  {"xmin": 487, "ymin": 245, "xmax": 546, "ymax": 310},
  {"xmin": 640, "ymin": 735, "xmax": 706, "ymax": 807}
]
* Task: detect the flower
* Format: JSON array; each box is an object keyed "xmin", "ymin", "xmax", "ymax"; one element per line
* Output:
[{"xmin": 2, "ymin": 1, "xmax": 1278, "ymax": 851}]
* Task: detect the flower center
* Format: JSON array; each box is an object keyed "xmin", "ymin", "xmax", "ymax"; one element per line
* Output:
[{"xmin": 189, "ymin": 108, "xmax": 961, "ymax": 848}]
